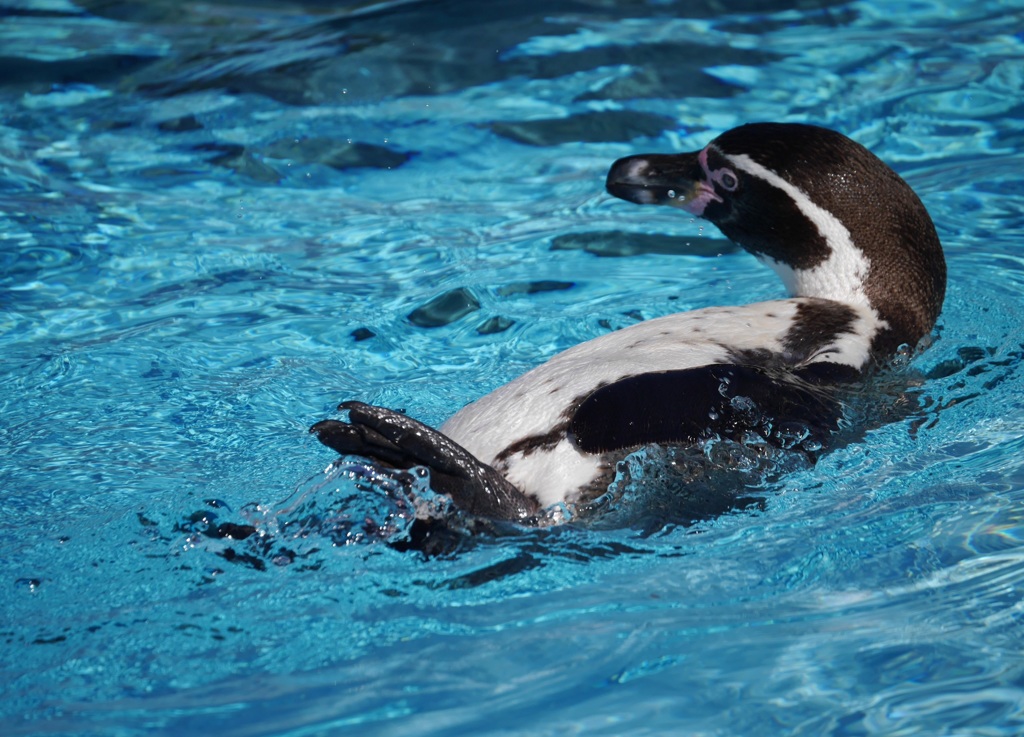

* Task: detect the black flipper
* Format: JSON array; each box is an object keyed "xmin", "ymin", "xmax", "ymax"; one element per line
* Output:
[
  {"xmin": 310, "ymin": 401, "xmax": 539, "ymax": 521},
  {"xmin": 570, "ymin": 363, "xmax": 855, "ymax": 455}
]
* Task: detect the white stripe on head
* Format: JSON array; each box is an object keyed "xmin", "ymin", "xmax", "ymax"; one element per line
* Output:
[{"xmin": 717, "ymin": 149, "xmax": 875, "ymax": 310}]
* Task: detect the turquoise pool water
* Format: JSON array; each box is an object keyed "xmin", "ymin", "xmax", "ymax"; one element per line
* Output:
[{"xmin": 3, "ymin": 0, "xmax": 1024, "ymax": 734}]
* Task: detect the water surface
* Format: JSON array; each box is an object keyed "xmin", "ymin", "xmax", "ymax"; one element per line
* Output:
[{"xmin": 3, "ymin": 0, "xmax": 1024, "ymax": 735}]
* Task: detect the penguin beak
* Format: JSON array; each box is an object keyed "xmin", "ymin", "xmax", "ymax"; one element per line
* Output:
[{"xmin": 606, "ymin": 152, "xmax": 716, "ymax": 215}]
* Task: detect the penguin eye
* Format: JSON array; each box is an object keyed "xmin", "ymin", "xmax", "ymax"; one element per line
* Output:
[{"xmin": 716, "ymin": 169, "xmax": 739, "ymax": 192}]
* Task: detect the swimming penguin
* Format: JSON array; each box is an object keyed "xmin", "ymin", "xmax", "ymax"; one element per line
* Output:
[{"xmin": 311, "ymin": 123, "xmax": 945, "ymax": 523}]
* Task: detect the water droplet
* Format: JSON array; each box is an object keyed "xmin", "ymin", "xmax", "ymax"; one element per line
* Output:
[{"xmin": 15, "ymin": 578, "xmax": 41, "ymax": 591}]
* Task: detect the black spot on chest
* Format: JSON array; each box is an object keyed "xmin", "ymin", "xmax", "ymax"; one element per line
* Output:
[{"xmin": 781, "ymin": 300, "xmax": 859, "ymax": 360}]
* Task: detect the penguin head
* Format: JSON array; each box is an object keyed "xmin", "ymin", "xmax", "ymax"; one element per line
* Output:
[{"xmin": 606, "ymin": 122, "xmax": 946, "ymax": 356}]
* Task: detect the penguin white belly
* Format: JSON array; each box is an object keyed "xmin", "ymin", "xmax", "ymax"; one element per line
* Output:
[{"xmin": 440, "ymin": 297, "xmax": 876, "ymax": 508}]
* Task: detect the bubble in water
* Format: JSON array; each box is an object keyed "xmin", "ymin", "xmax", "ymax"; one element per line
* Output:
[
  {"xmin": 772, "ymin": 421, "xmax": 811, "ymax": 449},
  {"xmin": 889, "ymin": 342, "xmax": 915, "ymax": 370},
  {"xmin": 730, "ymin": 395, "xmax": 757, "ymax": 413},
  {"xmin": 801, "ymin": 437, "xmax": 823, "ymax": 453}
]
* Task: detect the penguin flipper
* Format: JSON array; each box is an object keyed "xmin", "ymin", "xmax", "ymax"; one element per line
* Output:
[
  {"xmin": 570, "ymin": 363, "xmax": 852, "ymax": 455},
  {"xmin": 311, "ymin": 401, "xmax": 539, "ymax": 521}
]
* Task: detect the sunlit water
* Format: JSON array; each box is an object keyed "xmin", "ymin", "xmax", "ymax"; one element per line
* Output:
[{"xmin": 2, "ymin": 0, "xmax": 1024, "ymax": 735}]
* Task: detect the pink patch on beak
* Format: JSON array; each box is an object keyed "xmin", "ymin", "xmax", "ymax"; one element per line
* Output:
[{"xmin": 670, "ymin": 147, "xmax": 722, "ymax": 216}]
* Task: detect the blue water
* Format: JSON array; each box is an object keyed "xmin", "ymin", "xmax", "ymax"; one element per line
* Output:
[{"xmin": 3, "ymin": 0, "xmax": 1024, "ymax": 734}]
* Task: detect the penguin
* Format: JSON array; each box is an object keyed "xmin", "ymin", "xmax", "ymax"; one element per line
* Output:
[{"xmin": 310, "ymin": 123, "xmax": 946, "ymax": 524}]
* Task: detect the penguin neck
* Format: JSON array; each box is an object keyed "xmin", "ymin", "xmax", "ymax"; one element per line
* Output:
[
  {"xmin": 756, "ymin": 248, "xmax": 875, "ymax": 312},
  {"xmin": 756, "ymin": 245, "xmax": 942, "ymax": 361}
]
